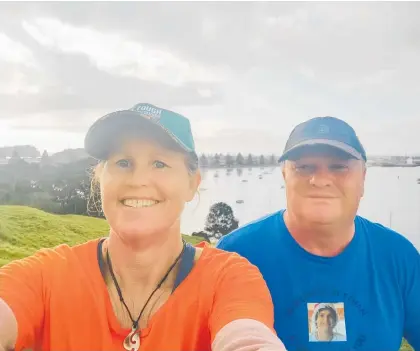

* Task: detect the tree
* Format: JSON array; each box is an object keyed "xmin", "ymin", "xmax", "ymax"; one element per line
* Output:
[
  {"xmin": 199, "ymin": 154, "xmax": 208, "ymax": 167},
  {"xmin": 40, "ymin": 150, "xmax": 50, "ymax": 167},
  {"xmin": 11, "ymin": 148, "xmax": 20, "ymax": 160},
  {"xmin": 7, "ymin": 150, "xmax": 31, "ymax": 192},
  {"xmin": 212, "ymin": 153, "xmax": 221, "ymax": 167},
  {"xmin": 269, "ymin": 154, "xmax": 276, "ymax": 165},
  {"xmin": 9, "ymin": 148, "xmax": 27, "ymax": 166},
  {"xmin": 225, "ymin": 154, "xmax": 234, "ymax": 168},
  {"xmin": 236, "ymin": 153, "xmax": 244, "ymax": 166},
  {"xmin": 259, "ymin": 155, "xmax": 265, "ymax": 166},
  {"xmin": 204, "ymin": 202, "xmax": 239, "ymax": 239},
  {"xmin": 246, "ymin": 153, "xmax": 253, "ymax": 166},
  {"xmin": 50, "ymin": 157, "xmax": 100, "ymax": 216}
]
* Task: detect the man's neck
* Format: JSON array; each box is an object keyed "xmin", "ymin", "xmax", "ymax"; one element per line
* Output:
[
  {"xmin": 284, "ymin": 210, "xmax": 355, "ymax": 257},
  {"xmin": 104, "ymin": 228, "xmax": 184, "ymax": 296}
]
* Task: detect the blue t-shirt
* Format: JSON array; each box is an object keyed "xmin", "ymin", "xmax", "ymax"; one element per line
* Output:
[{"xmin": 217, "ymin": 210, "xmax": 420, "ymax": 351}]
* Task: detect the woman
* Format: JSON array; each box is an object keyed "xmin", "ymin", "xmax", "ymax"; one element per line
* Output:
[{"xmin": 0, "ymin": 103, "xmax": 286, "ymax": 351}]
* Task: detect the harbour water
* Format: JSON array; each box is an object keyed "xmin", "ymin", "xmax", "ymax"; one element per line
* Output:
[{"xmin": 181, "ymin": 166, "xmax": 420, "ymax": 250}]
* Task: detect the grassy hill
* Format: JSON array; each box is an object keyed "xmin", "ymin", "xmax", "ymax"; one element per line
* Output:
[
  {"xmin": 0, "ymin": 205, "xmax": 202, "ymax": 267},
  {"xmin": 401, "ymin": 340, "xmax": 414, "ymax": 351}
]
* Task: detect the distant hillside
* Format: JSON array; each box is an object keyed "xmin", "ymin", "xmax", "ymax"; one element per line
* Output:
[
  {"xmin": 50, "ymin": 148, "xmax": 88, "ymax": 164},
  {"xmin": 0, "ymin": 145, "xmax": 40, "ymax": 158},
  {"xmin": 0, "ymin": 206, "xmax": 202, "ymax": 267},
  {"xmin": 0, "ymin": 146, "xmax": 89, "ymax": 164}
]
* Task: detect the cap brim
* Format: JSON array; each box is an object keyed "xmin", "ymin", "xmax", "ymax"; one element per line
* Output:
[
  {"xmin": 278, "ymin": 139, "xmax": 364, "ymax": 162},
  {"xmin": 84, "ymin": 110, "xmax": 189, "ymax": 160}
]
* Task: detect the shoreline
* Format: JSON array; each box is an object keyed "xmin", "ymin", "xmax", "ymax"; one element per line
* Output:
[{"xmin": 199, "ymin": 164, "xmax": 420, "ymax": 170}]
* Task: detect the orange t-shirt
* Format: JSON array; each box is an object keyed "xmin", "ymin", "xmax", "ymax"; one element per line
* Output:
[{"xmin": 0, "ymin": 238, "xmax": 274, "ymax": 351}]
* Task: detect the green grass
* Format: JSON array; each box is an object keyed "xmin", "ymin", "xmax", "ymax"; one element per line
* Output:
[
  {"xmin": 0, "ymin": 205, "xmax": 202, "ymax": 267},
  {"xmin": 0, "ymin": 206, "xmax": 414, "ymax": 351},
  {"xmin": 401, "ymin": 339, "xmax": 414, "ymax": 351}
]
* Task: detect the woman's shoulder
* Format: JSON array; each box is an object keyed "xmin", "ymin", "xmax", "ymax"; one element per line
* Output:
[
  {"xmin": 193, "ymin": 241, "xmax": 264, "ymax": 281},
  {"xmin": 196, "ymin": 241, "xmax": 252, "ymax": 262},
  {"xmin": 1, "ymin": 238, "xmax": 102, "ymax": 275},
  {"xmin": 43, "ymin": 237, "xmax": 101, "ymax": 260}
]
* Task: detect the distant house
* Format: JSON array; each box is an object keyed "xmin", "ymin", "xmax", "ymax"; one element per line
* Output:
[
  {"xmin": 413, "ymin": 156, "xmax": 420, "ymax": 165},
  {"xmin": 22, "ymin": 157, "xmax": 42, "ymax": 164},
  {"xmin": 219, "ymin": 154, "xmax": 226, "ymax": 167}
]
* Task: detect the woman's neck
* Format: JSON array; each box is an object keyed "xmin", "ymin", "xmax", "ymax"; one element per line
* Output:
[{"xmin": 103, "ymin": 229, "xmax": 184, "ymax": 295}]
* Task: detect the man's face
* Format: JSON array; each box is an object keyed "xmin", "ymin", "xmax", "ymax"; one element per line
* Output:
[{"xmin": 283, "ymin": 145, "xmax": 366, "ymax": 225}]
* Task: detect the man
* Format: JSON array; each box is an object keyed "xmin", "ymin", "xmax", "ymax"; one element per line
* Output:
[{"xmin": 217, "ymin": 116, "xmax": 420, "ymax": 351}]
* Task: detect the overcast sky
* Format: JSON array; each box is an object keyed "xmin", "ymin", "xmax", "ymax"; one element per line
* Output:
[{"xmin": 0, "ymin": 2, "xmax": 419, "ymax": 155}]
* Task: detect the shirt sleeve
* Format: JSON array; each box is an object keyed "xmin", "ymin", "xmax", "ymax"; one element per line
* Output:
[
  {"xmin": 212, "ymin": 319, "xmax": 287, "ymax": 351},
  {"xmin": 403, "ymin": 243, "xmax": 420, "ymax": 350},
  {"xmin": 0, "ymin": 250, "xmax": 50, "ymax": 350},
  {"xmin": 209, "ymin": 252, "xmax": 276, "ymax": 342}
]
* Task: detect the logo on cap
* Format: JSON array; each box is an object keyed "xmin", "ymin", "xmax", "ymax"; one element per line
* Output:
[
  {"xmin": 131, "ymin": 104, "xmax": 162, "ymax": 121},
  {"xmin": 317, "ymin": 124, "xmax": 329, "ymax": 134}
]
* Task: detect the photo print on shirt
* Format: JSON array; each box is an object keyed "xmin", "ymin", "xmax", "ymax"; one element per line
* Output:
[{"xmin": 308, "ymin": 302, "xmax": 347, "ymax": 342}]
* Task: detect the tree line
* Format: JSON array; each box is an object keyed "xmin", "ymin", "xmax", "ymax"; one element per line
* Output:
[
  {"xmin": 0, "ymin": 151, "xmax": 100, "ymax": 217},
  {"xmin": 0, "ymin": 147, "xmax": 279, "ymax": 169},
  {"xmin": 199, "ymin": 153, "xmax": 278, "ymax": 168}
]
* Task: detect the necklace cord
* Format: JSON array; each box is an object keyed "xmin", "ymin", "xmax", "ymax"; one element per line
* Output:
[{"xmin": 105, "ymin": 239, "xmax": 187, "ymax": 330}]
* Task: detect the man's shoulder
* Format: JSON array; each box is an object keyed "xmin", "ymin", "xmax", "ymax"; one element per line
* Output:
[
  {"xmin": 217, "ymin": 210, "xmax": 284, "ymax": 250},
  {"xmin": 356, "ymin": 215, "xmax": 418, "ymax": 256}
]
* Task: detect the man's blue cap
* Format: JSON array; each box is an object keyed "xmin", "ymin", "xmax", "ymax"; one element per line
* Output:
[{"xmin": 279, "ymin": 116, "xmax": 367, "ymax": 162}]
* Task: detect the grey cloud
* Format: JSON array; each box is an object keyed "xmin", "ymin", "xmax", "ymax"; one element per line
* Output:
[
  {"xmin": 0, "ymin": 2, "xmax": 226, "ymax": 122},
  {"xmin": 0, "ymin": 2, "xmax": 419, "ymax": 154},
  {"xmin": 3, "ymin": 2, "xmax": 420, "ymax": 72},
  {"xmin": 38, "ymin": 2, "xmax": 420, "ymax": 75},
  {"xmin": 196, "ymin": 127, "xmax": 287, "ymax": 155},
  {"xmin": 0, "ymin": 34, "xmax": 224, "ymax": 120}
]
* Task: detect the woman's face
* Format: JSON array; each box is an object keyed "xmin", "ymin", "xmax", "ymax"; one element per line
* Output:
[{"xmin": 99, "ymin": 137, "xmax": 200, "ymax": 244}]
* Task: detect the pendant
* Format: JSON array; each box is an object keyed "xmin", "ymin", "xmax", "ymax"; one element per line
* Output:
[{"xmin": 123, "ymin": 326, "xmax": 140, "ymax": 351}]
